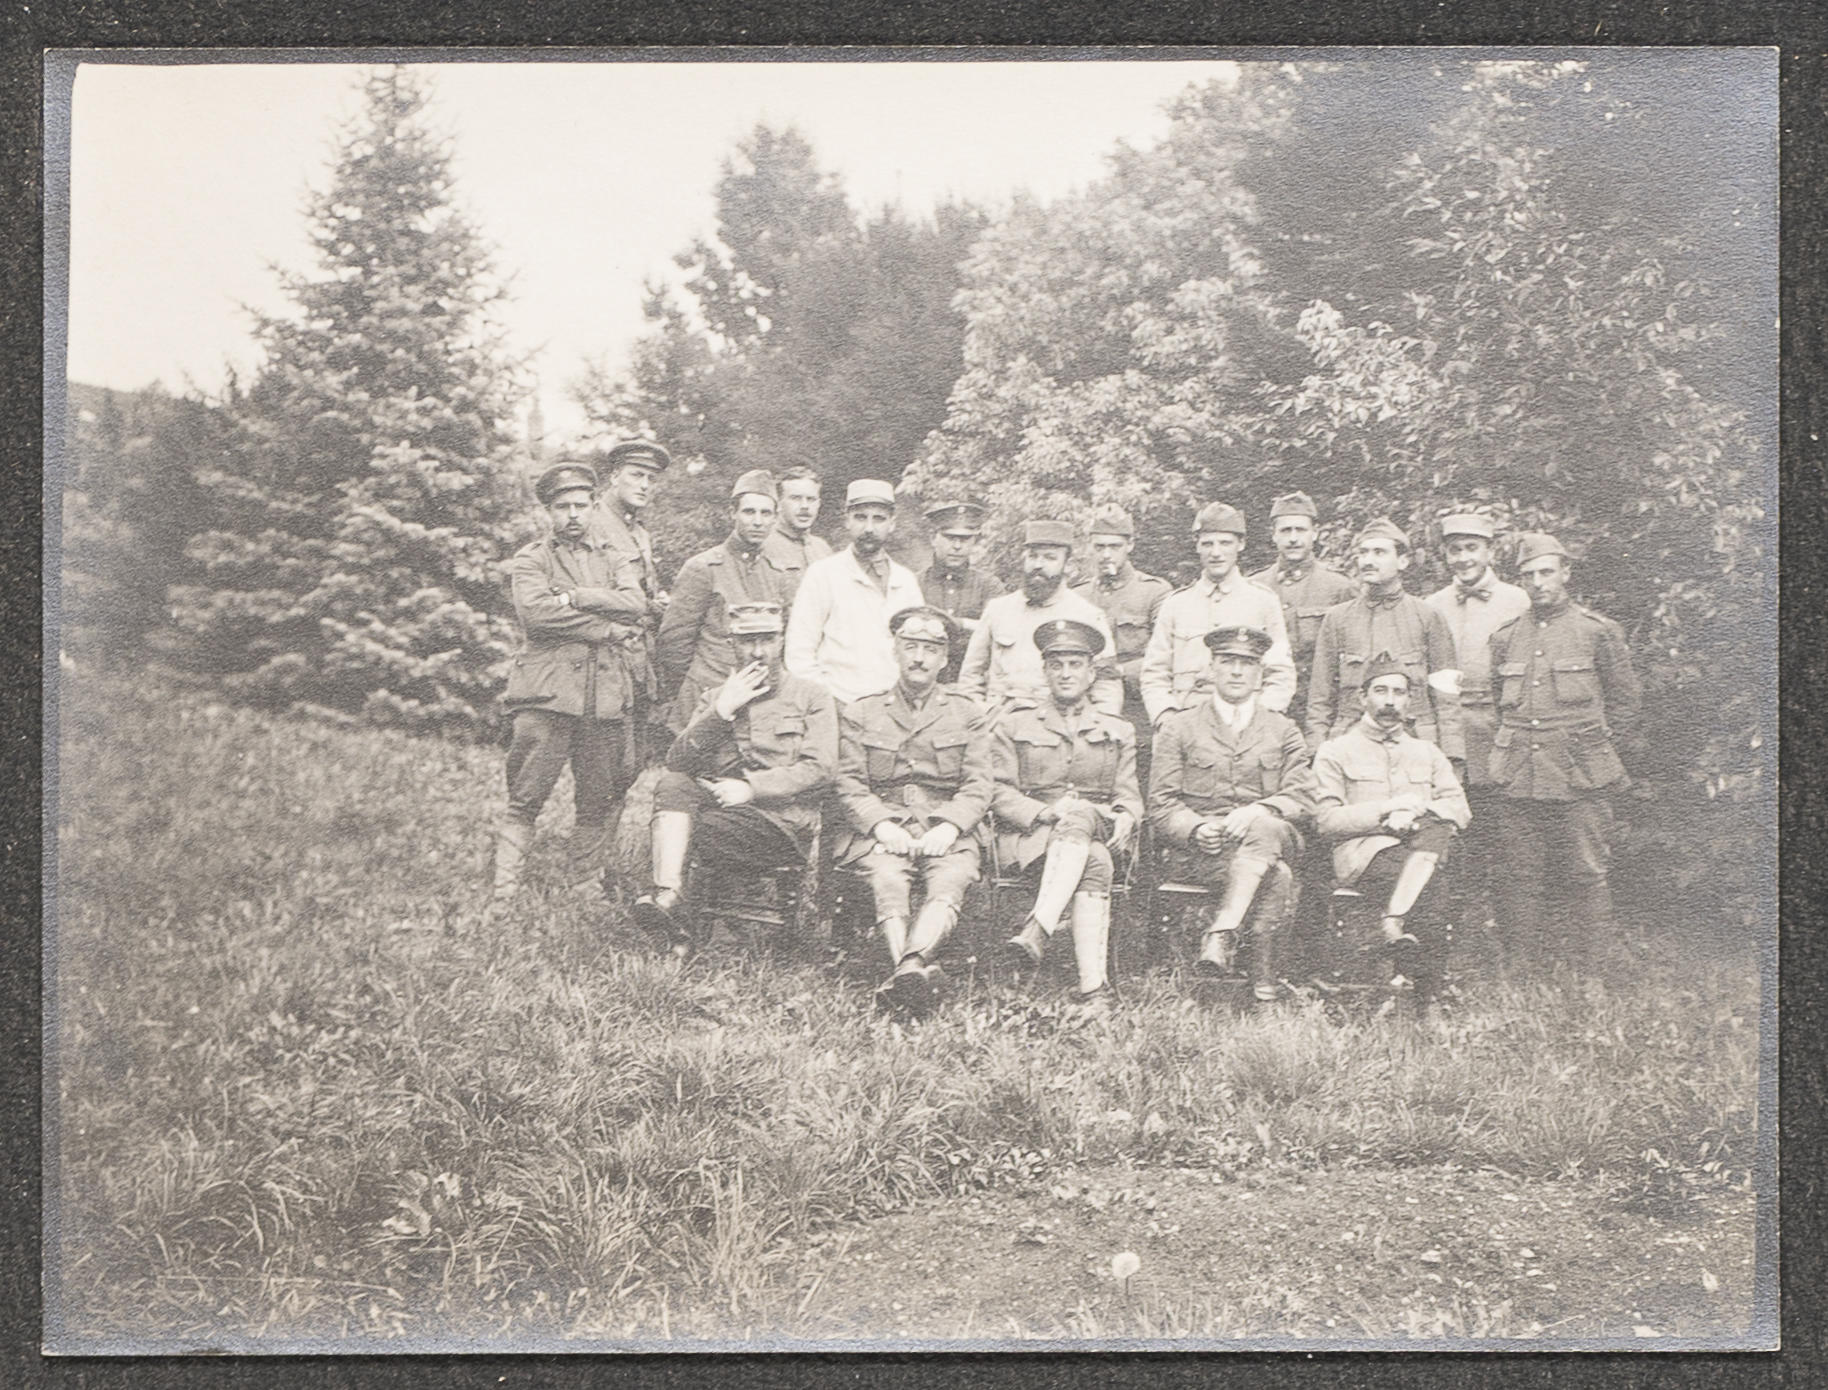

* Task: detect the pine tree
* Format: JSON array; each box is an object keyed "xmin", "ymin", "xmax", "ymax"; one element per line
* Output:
[{"xmin": 171, "ymin": 67, "xmax": 525, "ymax": 735}]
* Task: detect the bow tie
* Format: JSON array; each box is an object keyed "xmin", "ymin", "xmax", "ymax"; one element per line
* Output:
[
  {"xmin": 1366, "ymin": 590, "xmax": 1405, "ymax": 610},
  {"xmin": 1098, "ymin": 575, "xmax": 1121, "ymax": 590},
  {"xmin": 1455, "ymin": 585, "xmax": 1493, "ymax": 605}
]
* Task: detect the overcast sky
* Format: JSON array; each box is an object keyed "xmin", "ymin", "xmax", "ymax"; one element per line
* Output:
[{"xmin": 64, "ymin": 57, "xmax": 1232, "ymax": 441}]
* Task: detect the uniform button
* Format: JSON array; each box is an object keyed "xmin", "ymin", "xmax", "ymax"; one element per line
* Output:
[
  {"xmin": 1535, "ymin": 650, "xmax": 1544, "ymax": 657},
  {"xmin": 1532, "ymin": 743, "xmax": 1541, "ymax": 750},
  {"xmin": 1531, "ymin": 719, "xmax": 1540, "ymax": 727},
  {"xmin": 1533, "ymin": 679, "xmax": 1541, "ymax": 686}
]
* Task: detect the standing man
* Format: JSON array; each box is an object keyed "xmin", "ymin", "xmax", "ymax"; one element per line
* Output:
[
  {"xmin": 1248, "ymin": 491, "xmax": 1357, "ymax": 720},
  {"xmin": 833, "ymin": 606, "xmax": 995, "ymax": 1013},
  {"xmin": 993, "ymin": 620, "xmax": 1142, "ymax": 1020},
  {"xmin": 1072, "ymin": 504, "xmax": 1172, "ymax": 781},
  {"xmin": 1140, "ymin": 503, "xmax": 1296, "ymax": 727},
  {"xmin": 1306, "ymin": 518, "xmax": 1465, "ymax": 766},
  {"xmin": 919, "ymin": 499, "xmax": 1003, "ymax": 684},
  {"xmin": 657, "ymin": 469, "xmax": 798, "ymax": 732},
  {"xmin": 1313, "ymin": 655, "xmax": 1471, "ymax": 997},
  {"xmin": 634, "ymin": 601, "xmax": 838, "ymax": 958},
  {"xmin": 586, "ymin": 438, "xmax": 670, "ymax": 762},
  {"xmin": 784, "ymin": 480, "xmax": 926, "ymax": 705},
  {"xmin": 958, "ymin": 519, "xmax": 1123, "ymax": 716},
  {"xmin": 1148, "ymin": 626, "xmax": 1315, "ymax": 999},
  {"xmin": 1487, "ymin": 534, "xmax": 1642, "ymax": 967},
  {"xmin": 1424, "ymin": 512, "xmax": 1531, "ymax": 919},
  {"xmin": 764, "ymin": 464, "xmax": 832, "ymax": 604},
  {"xmin": 493, "ymin": 459, "xmax": 659, "ymax": 908}
]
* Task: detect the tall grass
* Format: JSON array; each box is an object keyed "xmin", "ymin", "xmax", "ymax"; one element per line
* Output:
[{"xmin": 49, "ymin": 675, "xmax": 1760, "ymax": 1345}]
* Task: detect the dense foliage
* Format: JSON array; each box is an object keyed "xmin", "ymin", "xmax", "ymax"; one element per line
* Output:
[{"xmin": 166, "ymin": 68, "xmax": 526, "ymax": 735}]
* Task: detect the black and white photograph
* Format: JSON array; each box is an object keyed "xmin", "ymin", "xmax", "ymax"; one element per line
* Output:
[{"xmin": 44, "ymin": 49, "xmax": 1777, "ymax": 1353}]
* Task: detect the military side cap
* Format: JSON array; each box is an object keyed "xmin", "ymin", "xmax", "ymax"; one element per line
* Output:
[
  {"xmin": 726, "ymin": 601, "xmax": 786, "ymax": 636},
  {"xmin": 1192, "ymin": 502, "xmax": 1247, "ymax": 536},
  {"xmin": 1269, "ymin": 491, "xmax": 1318, "ymax": 520},
  {"xmin": 1439, "ymin": 511, "xmax": 1495, "ymax": 540},
  {"xmin": 730, "ymin": 468, "xmax": 776, "ymax": 501},
  {"xmin": 601, "ymin": 439, "xmax": 671, "ymax": 472},
  {"xmin": 846, "ymin": 478, "xmax": 897, "ymax": 509},
  {"xmin": 1202, "ymin": 625, "xmax": 1273, "ymax": 659},
  {"xmin": 1514, "ymin": 532, "xmax": 1572, "ymax": 564},
  {"xmin": 924, "ymin": 500, "xmax": 986, "ymax": 534},
  {"xmin": 1024, "ymin": 519, "xmax": 1076, "ymax": 548},
  {"xmin": 1355, "ymin": 517, "xmax": 1410, "ymax": 549},
  {"xmin": 1088, "ymin": 504, "xmax": 1135, "ymax": 537},
  {"xmin": 888, "ymin": 604, "xmax": 953, "ymax": 645},
  {"xmin": 534, "ymin": 462, "xmax": 598, "ymax": 504},
  {"xmin": 1360, "ymin": 651, "xmax": 1411, "ymax": 689},
  {"xmin": 1033, "ymin": 618, "xmax": 1105, "ymax": 657}
]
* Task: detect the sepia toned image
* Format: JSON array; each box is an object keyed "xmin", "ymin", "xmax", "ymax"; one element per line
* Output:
[{"xmin": 44, "ymin": 49, "xmax": 1776, "ymax": 1352}]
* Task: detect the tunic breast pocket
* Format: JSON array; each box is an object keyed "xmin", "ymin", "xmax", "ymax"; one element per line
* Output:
[
  {"xmin": 1015, "ymin": 732, "xmax": 1066, "ymax": 789},
  {"xmin": 1338, "ymin": 651, "xmax": 1367, "ymax": 690},
  {"xmin": 1496, "ymin": 662, "xmax": 1528, "ymax": 709},
  {"xmin": 1253, "ymin": 748, "xmax": 1284, "ymax": 796},
  {"xmin": 862, "ymin": 735, "xmax": 901, "ymax": 784},
  {"xmin": 753, "ymin": 714, "xmax": 806, "ymax": 761},
  {"xmin": 931, "ymin": 734, "xmax": 968, "ymax": 782},
  {"xmin": 1182, "ymin": 750, "xmax": 1222, "ymax": 799},
  {"xmin": 1115, "ymin": 619, "xmax": 1150, "ymax": 657},
  {"xmin": 1295, "ymin": 606, "xmax": 1331, "ymax": 646},
  {"xmin": 1551, "ymin": 660, "xmax": 1600, "ymax": 707},
  {"xmin": 1076, "ymin": 729, "xmax": 1121, "ymax": 792}
]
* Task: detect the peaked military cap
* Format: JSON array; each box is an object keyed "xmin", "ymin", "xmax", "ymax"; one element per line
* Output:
[
  {"xmin": 1354, "ymin": 517, "xmax": 1410, "ymax": 550},
  {"xmin": 1088, "ymin": 504, "xmax": 1135, "ymax": 538},
  {"xmin": 1360, "ymin": 651, "xmax": 1412, "ymax": 689},
  {"xmin": 1024, "ymin": 519, "xmax": 1076, "ymax": 548},
  {"xmin": 1439, "ymin": 511, "xmax": 1496, "ymax": 540},
  {"xmin": 1514, "ymin": 532, "xmax": 1572, "ymax": 564},
  {"xmin": 726, "ymin": 601, "xmax": 786, "ymax": 636},
  {"xmin": 1033, "ymin": 618, "xmax": 1105, "ymax": 657},
  {"xmin": 730, "ymin": 468, "xmax": 777, "ymax": 501},
  {"xmin": 534, "ymin": 462, "xmax": 598, "ymax": 505},
  {"xmin": 1269, "ymin": 491, "xmax": 1319, "ymax": 520},
  {"xmin": 845, "ymin": 478, "xmax": 897, "ymax": 509},
  {"xmin": 923, "ymin": 499, "xmax": 986, "ymax": 534},
  {"xmin": 888, "ymin": 605, "xmax": 953, "ymax": 645},
  {"xmin": 1192, "ymin": 502, "xmax": 1247, "ymax": 536},
  {"xmin": 1203, "ymin": 625, "xmax": 1273, "ymax": 659},
  {"xmin": 601, "ymin": 439, "xmax": 671, "ymax": 473}
]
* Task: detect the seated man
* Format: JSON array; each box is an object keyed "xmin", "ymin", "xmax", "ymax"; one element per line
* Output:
[
  {"xmin": 833, "ymin": 606, "xmax": 995, "ymax": 1013},
  {"xmin": 1312, "ymin": 653, "xmax": 1471, "ymax": 996},
  {"xmin": 634, "ymin": 601, "xmax": 838, "ymax": 958},
  {"xmin": 993, "ymin": 620, "xmax": 1141, "ymax": 1020},
  {"xmin": 1148, "ymin": 625, "xmax": 1315, "ymax": 1000}
]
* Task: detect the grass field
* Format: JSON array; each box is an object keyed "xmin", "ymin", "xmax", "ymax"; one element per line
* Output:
[{"xmin": 47, "ymin": 672, "xmax": 1768, "ymax": 1350}]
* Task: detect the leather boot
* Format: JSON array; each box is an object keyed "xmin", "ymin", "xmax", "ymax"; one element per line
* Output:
[
  {"xmin": 879, "ymin": 915, "xmax": 909, "ymax": 970},
  {"xmin": 1005, "ymin": 916, "xmax": 1048, "ymax": 970},
  {"xmin": 1069, "ymin": 892, "xmax": 1111, "ymax": 996},
  {"xmin": 1199, "ymin": 855, "xmax": 1271, "ymax": 976}
]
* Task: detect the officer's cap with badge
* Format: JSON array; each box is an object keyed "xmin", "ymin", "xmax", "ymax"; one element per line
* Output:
[
  {"xmin": 534, "ymin": 462, "xmax": 598, "ymax": 506},
  {"xmin": 1023, "ymin": 519, "xmax": 1076, "ymax": 549},
  {"xmin": 846, "ymin": 479, "xmax": 897, "ymax": 511},
  {"xmin": 1192, "ymin": 501, "xmax": 1248, "ymax": 537},
  {"xmin": 1033, "ymin": 618, "xmax": 1106, "ymax": 658},
  {"xmin": 1359, "ymin": 650, "xmax": 1412, "ymax": 690},
  {"xmin": 888, "ymin": 604, "xmax": 955, "ymax": 647},
  {"xmin": 1269, "ymin": 491, "xmax": 1319, "ymax": 521},
  {"xmin": 598, "ymin": 439, "xmax": 672, "ymax": 474},
  {"xmin": 726, "ymin": 601, "xmax": 786, "ymax": 636},
  {"xmin": 1514, "ymin": 532, "xmax": 1572, "ymax": 564},
  {"xmin": 1439, "ymin": 511, "xmax": 1496, "ymax": 541},
  {"xmin": 1202, "ymin": 624, "xmax": 1274, "ymax": 660},
  {"xmin": 923, "ymin": 499, "xmax": 986, "ymax": 537},
  {"xmin": 730, "ymin": 468, "xmax": 776, "ymax": 502},
  {"xmin": 1088, "ymin": 504, "xmax": 1135, "ymax": 539}
]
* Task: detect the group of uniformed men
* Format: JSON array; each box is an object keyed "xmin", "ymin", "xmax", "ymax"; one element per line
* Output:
[{"xmin": 495, "ymin": 439, "xmax": 1641, "ymax": 1018}]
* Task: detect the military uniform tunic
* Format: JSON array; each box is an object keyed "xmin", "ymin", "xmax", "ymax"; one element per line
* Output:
[
  {"xmin": 834, "ymin": 685, "xmax": 996, "ymax": 856},
  {"xmin": 1312, "ymin": 718, "xmax": 1471, "ymax": 884},
  {"xmin": 1305, "ymin": 590, "xmax": 1466, "ymax": 761},
  {"xmin": 658, "ymin": 536, "xmax": 799, "ymax": 731},
  {"xmin": 1072, "ymin": 563, "xmax": 1173, "ymax": 734},
  {"xmin": 1248, "ymin": 558, "xmax": 1357, "ymax": 717},
  {"xmin": 990, "ymin": 696, "xmax": 1142, "ymax": 872},
  {"xmin": 1425, "ymin": 573, "xmax": 1530, "ymax": 788},
  {"xmin": 763, "ymin": 527, "xmax": 833, "ymax": 606},
  {"xmin": 1140, "ymin": 572, "xmax": 1298, "ymax": 721},
  {"xmin": 958, "ymin": 585, "xmax": 1124, "ymax": 716},
  {"xmin": 921, "ymin": 562, "xmax": 1003, "ymax": 683}
]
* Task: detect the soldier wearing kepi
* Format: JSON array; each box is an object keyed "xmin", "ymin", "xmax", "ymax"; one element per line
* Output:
[
  {"xmin": 657, "ymin": 468, "xmax": 798, "ymax": 733},
  {"xmin": 763, "ymin": 464, "xmax": 833, "ymax": 603},
  {"xmin": 958, "ymin": 519, "xmax": 1123, "ymax": 716},
  {"xmin": 1424, "ymin": 512, "xmax": 1531, "ymax": 920},
  {"xmin": 586, "ymin": 438, "xmax": 670, "ymax": 761},
  {"xmin": 1248, "ymin": 491, "xmax": 1357, "ymax": 719},
  {"xmin": 1072, "ymin": 504, "xmax": 1172, "ymax": 781},
  {"xmin": 1306, "ymin": 518, "xmax": 1465, "ymax": 766},
  {"xmin": 1141, "ymin": 503, "xmax": 1296, "ymax": 728},
  {"xmin": 994, "ymin": 619, "xmax": 1142, "ymax": 1021},
  {"xmin": 634, "ymin": 602, "xmax": 838, "ymax": 958},
  {"xmin": 1313, "ymin": 654, "xmax": 1471, "ymax": 997},
  {"xmin": 833, "ymin": 606, "xmax": 995, "ymax": 1013},
  {"xmin": 1487, "ymin": 533, "xmax": 1642, "ymax": 967},
  {"xmin": 1149, "ymin": 626, "xmax": 1316, "ymax": 1000},
  {"xmin": 919, "ymin": 499, "xmax": 1003, "ymax": 684},
  {"xmin": 493, "ymin": 460, "xmax": 660, "ymax": 908}
]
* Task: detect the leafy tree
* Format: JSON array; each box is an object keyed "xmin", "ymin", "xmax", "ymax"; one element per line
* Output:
[{"xmin": 170, "ymin": 67, "xmax": 525, "ymax": 735}]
